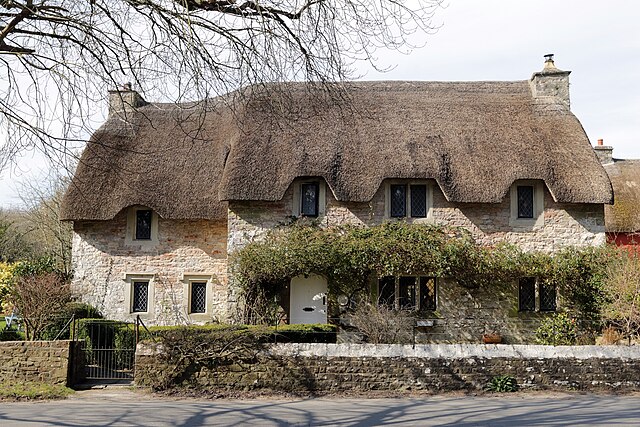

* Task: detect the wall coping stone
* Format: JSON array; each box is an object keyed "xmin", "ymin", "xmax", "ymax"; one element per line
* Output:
[
  {"xmin": 264, "ymin": 343, "xmax": 640, "ymax": 359},
  {"xmin": 137, "ymin": 341, "xmax": 640, "ymax": 359}
]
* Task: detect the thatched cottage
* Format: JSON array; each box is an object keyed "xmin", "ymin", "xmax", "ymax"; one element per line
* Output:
[{"xmin": 61, "ymin": 56, "xmax": 613, "ymax": 334}]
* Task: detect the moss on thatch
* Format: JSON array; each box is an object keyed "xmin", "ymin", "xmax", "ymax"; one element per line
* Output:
[{"xmin": 605, "ymin": 159, "xmax": 640, "ymax": 232}]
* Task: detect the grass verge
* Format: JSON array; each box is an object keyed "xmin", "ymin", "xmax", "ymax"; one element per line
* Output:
[{"xmin": 0, "ymin": 381, "xmax": 74, "ymax": 401}]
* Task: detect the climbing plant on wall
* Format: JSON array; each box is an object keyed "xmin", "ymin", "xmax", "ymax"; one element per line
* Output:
[{"xmin": 232, "ymin": 222, "xmax": 613, "ymax": 323}]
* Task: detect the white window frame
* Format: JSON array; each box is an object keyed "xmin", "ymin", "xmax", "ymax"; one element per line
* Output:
[
  {"xmin": 125, "ymin": 206, "xmax": 159, "ymax": 247},
  {"xmin": 123, "ymin": 272, "xmax": 155, "ymax": 318},
  {"xmin": 509, "ymin": 180, "xmax": 544, "ymax": 228},
  {"xmin": 385, "ymin": 180, "xmax": 433, "ymax": 220},
  {"xmin": 292, "ymin": 180, "xmax": 326, "ymax": 218},
  {"xmin": 181, "ymin": 273, "xmax": 214, "ymax": 322}
]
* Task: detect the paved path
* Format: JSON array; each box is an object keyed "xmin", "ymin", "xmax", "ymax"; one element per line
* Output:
[{"xmin": 1, "ymin": 389, "xmax": 640, "ymax": 426}]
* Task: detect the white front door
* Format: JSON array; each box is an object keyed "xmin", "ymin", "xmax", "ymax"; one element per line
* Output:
[{"xmin": 290, "ymin": 274, "xmax": 328, "ymax": 324}]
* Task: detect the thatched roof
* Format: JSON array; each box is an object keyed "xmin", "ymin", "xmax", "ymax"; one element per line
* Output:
[
  {"xmin": 61, "ymin": 101, "xmax": 235, "ymax": 220},
  {"xmin": 62, "ymin": 80, "xmax": 613, "ymax": 221},
  {"xmin": 219, "ymin": 81, "xmax": 612, "ymax": 204},
  {"xmin": 604, "ymin": 159, "xmax": 640, "ymax": 232}
]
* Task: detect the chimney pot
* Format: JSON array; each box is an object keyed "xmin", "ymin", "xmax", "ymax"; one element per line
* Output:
[
  {"xmin": 597, "ymin": 139, "xmax": 604, "ymax": 146},
  {"xmin": 123, "ymin": 82, "xmax": 132, "ymax": 91}
]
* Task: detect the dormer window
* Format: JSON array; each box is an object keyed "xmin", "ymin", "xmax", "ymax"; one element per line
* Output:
[
  {"xmin": 135, "ymin": 209, "xmax": 153, "ymax": 240},
  {"xmin": 388, "ymin": 182, "xmax": 430, "ymax": 219},
  {"xmin": 390, "ymin": 185, "xmax": 406, "ymax": 217},
  {"xmin": 301, "ymin": 182, "xmax": 319, "ymax": 217},
  {"xmin": 126, "ymin": 206, "xmax": 159, "ymax": 246},
  {"xmin": 510, "ymin": 181, "xmax": 544, "ymax": 227},
  {"xmin": 293, "ymin": 180, "xmax": 325, "ymax": 218},
  {"xmin": 517, "ymin": 186, "xmax": 534, "ymax": 219}
]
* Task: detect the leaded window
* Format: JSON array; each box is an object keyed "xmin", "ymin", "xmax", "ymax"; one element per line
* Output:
[
  {"xmin": 518, "ymin": 277, "xmax": 536, "ymax": 312},
  {"xmin": 132, "ymin": 281, "xmax": 149, "ymax": 313},
  {"xmin": 135, "ymin": 209, "xmax": 152, "ymax": 240},
  {"xmin": 301, "ymin": 183, "xmax": 319, "ymax": 217},
  {"xmin": 399, "ymin": 276, "xmax": 417, "ymax": 309},
  {"xmin": 390, "ymin": 185, "xmax": 406, "ymax": 218},
  {"xmin": 378, "ymin": 276, "xmax": 437, "ymax": 311},
  {"xmin": 539, "ymin": 282, "xmax": 557, "ymax": 312},
  {"xmin": 190, "ymin": 282, "xmax": 207, "ymax": 314},
  {"xmin": 517, "ymin": 186, "xmax": 534, "ymax": 219},
  {"xmin": 410, "ymin": 185, "xmax": 427, "ymax": 218},
  {"xmin": 419, "ymin": 277, "xmax": 437, "ymax": 311},
  {"xmin": 390, "ymin": 184, "xmax": 428, "ymax": 218}
]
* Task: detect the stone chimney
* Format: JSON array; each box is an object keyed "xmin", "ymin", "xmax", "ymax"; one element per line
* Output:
[
  {"xmin": 108, "ymin": 83, "xmax": 147, "ymax": 116},
  {"xmin": 530, "ymin": 54, "xmax": 571, "ymax": 110},
  {"xmin": 594, "ymin": 138, "xmax": 614, "ymax": 165}
]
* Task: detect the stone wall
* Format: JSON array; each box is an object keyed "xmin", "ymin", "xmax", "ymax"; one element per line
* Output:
[
  {"xmin": 396, "ymin": 278, "xmax": 547, "ymax": 344},
  {"xmin": 135, "ymin": 343, "xmax": 640, "ymax": 393},
  {"xmin": 228, "ymin": 179, "xmax": 605, "ymax": 253},
  {"xmin": 0, "ymin": 340, "xmax": 81, "ymax": 386},
  {"xmin": 71, "ymin": 178, "xmax": 605, "ymax": 327},
  {"xmin": 71, "ymin": 209, "xmax": 228, "ymax": 325}
]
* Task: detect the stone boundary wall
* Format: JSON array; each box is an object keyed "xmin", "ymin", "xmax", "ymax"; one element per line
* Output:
[
  {"xmin": 0, "ymin": 340, "xmax": 82, "ymax": 386},
  {"xmin": 136, "ymin": 343, "xmax": 640, "ymax": 393}
]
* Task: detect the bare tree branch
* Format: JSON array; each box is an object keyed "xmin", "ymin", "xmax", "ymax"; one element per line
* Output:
[{"xmin": 0, "ymin": 0, "xmax": 442, "ymax": 172}]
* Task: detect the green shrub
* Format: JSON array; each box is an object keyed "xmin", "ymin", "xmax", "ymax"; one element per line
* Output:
[
  {"xmin": 271, "ymin": 323, "xmax": 337, "ymax": 343},
  {"xmin": 142, "ymin": 323, "xmax": 337, "ymax": 344},
  {"xmin": 40, "ymin": 302, "xmax": 102, "ymax": 340},
  {"xmin": 485, "ymin": 375, "xmax": 518, "ymax": 393},
  {"xmin": 535, "ymin": 312, "xmax": 578, "ymax": 346},
  {"xmin": 0, "ymin": 328, "xmax": 23, "ymax": 341}
]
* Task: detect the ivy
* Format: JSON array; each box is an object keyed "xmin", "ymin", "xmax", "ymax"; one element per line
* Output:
[{"xmin": 232, "ymin": 222, "xmax": 613, "ymax": 321}]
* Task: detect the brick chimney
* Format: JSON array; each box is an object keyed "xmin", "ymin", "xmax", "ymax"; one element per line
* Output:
[
  {"xmin": 108, "ymin": 83, "xmax": 147, "ymax": 116},
  {"xmin": 530, "ymin": 54, "xmax": 571, "ymax": 110},
  {"xmin": 594, "ymin": 138, "xmax": 614, "ymax": 165}
]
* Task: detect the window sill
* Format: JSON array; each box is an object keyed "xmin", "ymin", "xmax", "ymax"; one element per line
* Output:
[
  {"xmin": 186, "ymin": 312, "xmax": 212, "ymax": 323},
  {"xmin": 509, "ymin": 217, "xmax": 544, "ymax": 230}
]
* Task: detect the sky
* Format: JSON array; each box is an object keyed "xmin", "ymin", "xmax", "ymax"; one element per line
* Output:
[{"xmin": 0, "ymin": 0, "xmax": 638, "ymax": 207}]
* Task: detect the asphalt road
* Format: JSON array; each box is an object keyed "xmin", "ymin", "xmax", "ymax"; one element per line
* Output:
[{"xmin": 1, "ymin": 389, "xmax": 640, "ymax": 426}]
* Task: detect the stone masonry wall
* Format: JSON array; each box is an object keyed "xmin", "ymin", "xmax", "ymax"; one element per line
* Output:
[
  {"xmin": 71, "ymin": 210, "xmax": 228, "ymax": 325},
  {"xmin": 228, "ymin": 179, "xmax": 605, "ymax": 253},
  {"xmin": 0, "ymin": 340, "xmax": 80, "ymax": 386},
  {"xmin": 409, "ymin": 278, "xmax": 547, "ymax": 344},
  {"xmin": 135, "ymin": 343, "xmax": 640, "ymax": 393},
  {"xmin": 72, "ymin": 179, "xmax": 604, "ymax": 327}
]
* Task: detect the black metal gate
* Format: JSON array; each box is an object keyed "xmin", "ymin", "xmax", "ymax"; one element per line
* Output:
[{"xmin": 77, "ymin": 318, "xmax": 138, "ymax": 381}]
